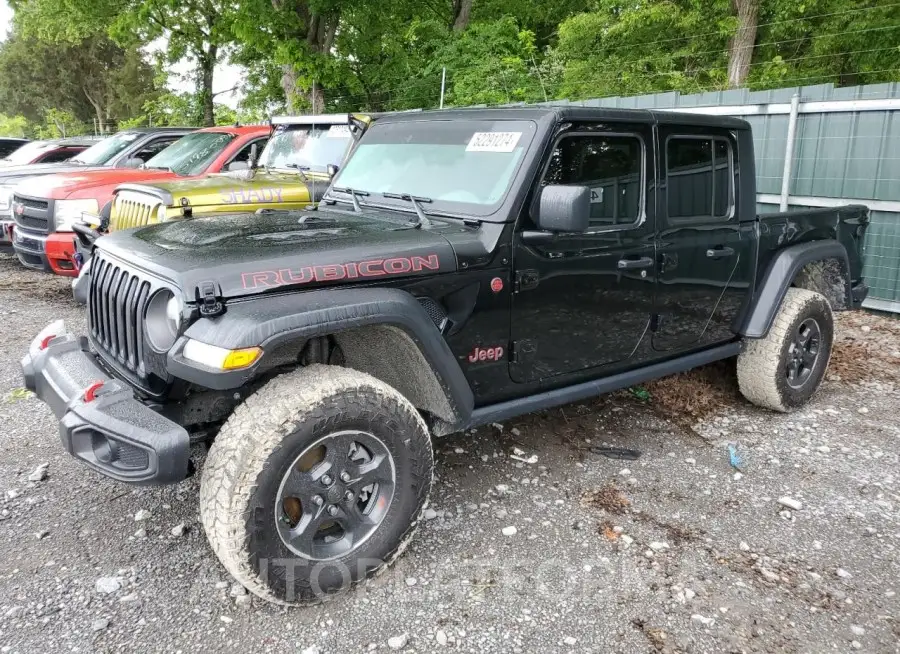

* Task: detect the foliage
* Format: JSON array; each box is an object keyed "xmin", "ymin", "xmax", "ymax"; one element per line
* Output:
[
  {"xmin": 554, "ymin": 0, "xmax": 735, "ymax": 99},
  {"xmin": 0, "ymin": 25, "xmax": 159, "ymax": 133},
  {"xmin": 32, "ymin": 109, "xmax": 89, "ymax": 138},
  {"xmin": 14, "ymin": 0, "xmax": 235, "ymax": 125},
  {"xmin": 5, "ymin": 0, "xmax": 900, "ymax": 126},
  {"xmin": 0, "ymin": 114, "xmax": 29, "ymax": 137}
]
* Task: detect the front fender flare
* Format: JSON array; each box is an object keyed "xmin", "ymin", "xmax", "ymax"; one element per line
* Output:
[
  {"xmin": 738, "ymin": 239, "xmax": 850, "ymax": 339},
  {"xmin": 167, "ymin": 287, "xmax": 474, "ymax": 427}
]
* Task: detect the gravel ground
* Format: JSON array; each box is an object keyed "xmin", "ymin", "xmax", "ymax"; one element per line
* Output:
[{"xmin": 0, "ymin": 253, "xmax": 898, "ymax": 654}]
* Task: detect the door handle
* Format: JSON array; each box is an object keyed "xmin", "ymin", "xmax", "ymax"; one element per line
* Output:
[
  {"xmin": 706, "ymin": 246, "xmax": 735, "ymax": 259},
  {"xmin": 617, "ymin": 256, "xmax": 655, "ymax": 270}
]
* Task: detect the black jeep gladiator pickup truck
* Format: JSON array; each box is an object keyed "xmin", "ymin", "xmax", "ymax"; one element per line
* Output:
[{"xmin": 22, "ymin": 107, "xmax": 868, "ymax": 605}]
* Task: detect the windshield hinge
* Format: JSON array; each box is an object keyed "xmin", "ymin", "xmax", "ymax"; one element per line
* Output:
[{"xmin": 196, "ymin": 281, "xmax": 224, "ymax": 317}]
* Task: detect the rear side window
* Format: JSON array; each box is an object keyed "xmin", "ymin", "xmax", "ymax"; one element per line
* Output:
[
  {"xmin": 133, "ymin": 136, "xmax": 182, "ymax": 162},
  {"xmin": 38, "ymin": 148, "xmax": 82, "ymax": 163},
  {"xmin": 542, "ymin": 133, "xmax": 643, "ymax": 228},
  {"xmin": 666, "ymin": 136, "xmax": 733, "ymax": 221}
]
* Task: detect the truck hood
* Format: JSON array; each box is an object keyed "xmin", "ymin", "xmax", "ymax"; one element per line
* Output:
[
  {"xmin": 130, "ymin": 169, "xmax": 329, "ymax": 208},
  {"xmin": 97, "ymin": 208, "xmax": 461, "ymax": 300},
  {"xmin": 0, "ymin": 163, "xmax": 103, "ymax": 184},
  {"xmin": 17, "ymin": 168, "xmax": 178, "ymax": 199}
]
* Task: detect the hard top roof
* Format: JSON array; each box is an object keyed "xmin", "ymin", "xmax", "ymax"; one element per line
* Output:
[
  {"xmin": 37, "ymin": 136, "xmax": 104, "ymax": 147},
  {"xmin": 199, "ymin": 124, "xmax": 271, "ymax": 135},
  {"xmin": 118, "ymin": 126, "xmax": 197, "ymax": 134},
  {"xmin": 373, "ymin": 105, "xmax": 750, "ymax": 130}
]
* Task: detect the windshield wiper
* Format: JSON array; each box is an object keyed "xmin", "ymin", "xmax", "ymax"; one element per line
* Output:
[
  {"xmin": 331, "ymin": 186, "xmax": 369, "ymax": 213},
  {"xmin": 286, "ymin": 163, "xmax": 310, "ymax": 182},
  {"xmin": 145, "ymin": 165, "xmax": 172, "ymax": 171},
  {"xmin": 382, "ymin": 192, "xmax": 434, "ymax": 229}
]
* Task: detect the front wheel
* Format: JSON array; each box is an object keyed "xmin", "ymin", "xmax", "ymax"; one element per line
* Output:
[
  {"xmin": 737, "ymin": 287, "xmax": 834, "ymax": 412},
  {"xmin": 200, "ymin": 364, "xmax": 433, "ymax": 605}
]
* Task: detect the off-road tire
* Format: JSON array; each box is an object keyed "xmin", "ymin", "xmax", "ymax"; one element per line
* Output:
[
  {"xmin": 737, "ymin": 288, "xmax": 834, "ymax": 412},
  {"xmin": 200, "ymin": 364, "xmax": 433, "ymax": 605}
]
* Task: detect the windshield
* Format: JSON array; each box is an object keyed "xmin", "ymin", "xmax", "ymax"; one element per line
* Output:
[
  {"xmin": 258, "ymin": 124, "xmax": 353, "ymax": 173},
  {"xmin": 71, "ymin": 131, "xmax": 142, "ymax": 165},
  {"xmin": 0, "ymin": 141, "xmax": 53, "ymax": 165},
  {"xmin": 330, "ymin": 119, "xmax": 535, "ymax": 218},
  {"xmin": 144, "ymin": 131, "xmax": 234, "ymax": 176}
]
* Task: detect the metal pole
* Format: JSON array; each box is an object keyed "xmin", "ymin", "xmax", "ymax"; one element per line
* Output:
[
  {"xmin": 439, "ymin": 67, "xmax": 446, "ymax": 109},
  {"xmin": 780, "ymin": 93, "xmax": 801, "ymax": 212}
]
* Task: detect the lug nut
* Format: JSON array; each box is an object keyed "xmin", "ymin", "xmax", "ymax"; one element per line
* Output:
[
  {"xmin": 321, "ymin": 474, "xmax": 333, "ymax": 486},
  {"xmin": 312, "ymin": 495, "xmax": 324, "ymax": 506},
  {"xmin": 340, "ymin": 471, "xmax": 351, "ymax": 483},
  {"xmin": 344, "ymin": 491, "xmax": 354, "ymax": 502},
  {"xmin": 327, "ymin": 505, "xmax": 339, "ymax": 516}
]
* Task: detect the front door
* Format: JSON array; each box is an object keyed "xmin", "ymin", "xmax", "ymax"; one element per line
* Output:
[
  {"xmin": 653, "ymin": 128, "xmax": 753, "ymax": 351},
  {"xmin": 510, "ymin": 123, "xmax": 657, "ymax": 383}
]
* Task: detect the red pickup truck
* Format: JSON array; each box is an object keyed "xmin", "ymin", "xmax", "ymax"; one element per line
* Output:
[{"xmin": 12, "ymin": 125, "xmax": 270, "ymax": 275}]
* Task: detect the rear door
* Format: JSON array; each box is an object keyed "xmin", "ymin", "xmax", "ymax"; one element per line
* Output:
[
  {"xmin": 652, "ymin": 127, "xmax": 753, "ymax": 351},
  {"xmin": 510, "ymin": 121, "xmax": 657, "ymax": 383}
]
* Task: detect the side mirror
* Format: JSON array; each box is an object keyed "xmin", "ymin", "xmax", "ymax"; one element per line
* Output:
[
  {"xmin": 227, "ymin": 160, "xmax": 249, "ymax": 171},
  {"xmin": 123, "ymin": 157, "xmax": 144, "ymax": 169},
  {"xmin": 248, "ymin": 143, "xmax": 259, "ymax": 169},
  {"xmin": 326, "ymin": 163, "xmax": 340, "ymax": 177},
  {"xmin": 535, "ymin": 185, "xmax": 591, "ymax": 233}
]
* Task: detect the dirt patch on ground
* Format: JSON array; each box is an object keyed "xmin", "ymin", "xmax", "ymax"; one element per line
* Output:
[
  {"xmin": 829, "ymin": 311, "xmax": 900, "ymax": 383},
  {"xmin": 581, "ymin": 483, "xmax": 630, "ymax": 514},
  {"xmin": 0, "ymin": 254, "xmax": 73, "ymax": 303},
  {"xmin": 639, "ymin": 360, "xmax": 742, "ymax": 430},
  {"xmin": 627, "ymin": 312, "xmax": 899, "ymax": 431}
]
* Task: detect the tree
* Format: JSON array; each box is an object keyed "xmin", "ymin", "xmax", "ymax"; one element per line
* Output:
[
  {"xmin": 727, "ymin": 0, "xmax": 760, "ymax": 87},
  {"xmin": 14, "ymin": 0, "xmax": 234, "ymax": 126},
  {"xmin": 0, "ymin": 114, "xmax": 29, "ymax": 137},
  {"xmin": 750, "ymin": 0, "xmax": 900, "ymax": 89},
  {"xmin": 0, "ymin": 25, "xmax": 159, "ymax": 132},
  {"xmin": 233, "ymin": 0, "xmax": 343, "ymax": 114}
]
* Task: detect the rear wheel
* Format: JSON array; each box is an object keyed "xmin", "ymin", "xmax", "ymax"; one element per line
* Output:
[
  {"xmin": 200, "ymin": 364, "xmax": 433, "ymax": 605},
  {"xmin": 737, "ymin": 288, "xmax": 834, "ymax": 412}
]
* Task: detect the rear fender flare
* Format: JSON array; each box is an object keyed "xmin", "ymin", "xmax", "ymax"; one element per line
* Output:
[
  {"xmin": 738, "ymin": 239, "xmax": 851, "ymax": 338},
  {"xmin": 167, "ymin": 287, "xmax": 474, "ymax": 430}
]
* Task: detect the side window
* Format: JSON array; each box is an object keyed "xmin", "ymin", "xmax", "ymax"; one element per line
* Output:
[
  {"xmin": 666, "ymin": 136, "xmax": 733, "ymax": 221},
  {"xmin": 133, "ymin": 137, "xmax": 180, "ymax": 161},
  {"xmin": 230, "ymin": 138, "xmax": 268, "ymax": 165},
  {"xmin": 38, "ymin": 148, "xmax": 80, "ymax": 163},
  {"xmin": 543, "ymin": 133, "xmax": 643, "ymax": 228}
]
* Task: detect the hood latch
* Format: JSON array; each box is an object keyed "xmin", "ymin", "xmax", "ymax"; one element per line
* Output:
[{"xmin": 196, "ymin": 281, "xmax": 225, "ymax": 317}]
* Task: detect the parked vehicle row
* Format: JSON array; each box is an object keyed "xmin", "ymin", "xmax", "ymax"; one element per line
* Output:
[
  {"xmin": 1, "ymin": 115, "xmax": 372, "ymax": 274},
  {"xmin": 19, "ymin": 107, "xmax": 870, "ymax": 607}
]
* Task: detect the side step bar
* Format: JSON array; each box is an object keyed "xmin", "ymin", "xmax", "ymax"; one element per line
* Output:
[{"xmin": 466, "ymin": 341, "xmax": 742, "ymax": 429}]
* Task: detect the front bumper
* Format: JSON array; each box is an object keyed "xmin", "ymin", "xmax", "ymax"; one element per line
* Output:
[{"xmin": 21, "ymin": 321, "xmax": 190, "ymax": 485}]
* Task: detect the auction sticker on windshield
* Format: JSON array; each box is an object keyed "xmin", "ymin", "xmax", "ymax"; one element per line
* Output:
[{"xmin": 466, "ymin": 132, "xmax": 522, "ymax": 152}]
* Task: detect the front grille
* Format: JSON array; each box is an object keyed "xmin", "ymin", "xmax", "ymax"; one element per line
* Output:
[
  {"xmin": 110, "ymin": 191, "xmax": 164, "ymax": 231},
  {"xmin": 12, "ymin": 193, "xmax": 51, "ymax": 233},
  {"xmin": 15, "ymin": 214, "xmax": 48, "ymax": 230},
  {"xmin": 20, "ymin": 197, "xmax": 48, "ymax": 211},
  {"xmin": 89, "ymin": 253, "xmax": 153, "ymax": 375}
]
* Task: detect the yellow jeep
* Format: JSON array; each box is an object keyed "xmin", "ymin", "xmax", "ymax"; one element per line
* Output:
[{"xmin": 105, "ymin": 113, "xmax": 372, "ymax": 231}]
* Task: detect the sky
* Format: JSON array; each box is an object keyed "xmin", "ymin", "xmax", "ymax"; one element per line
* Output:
[{"xmin": 0, "ymin": 0, "xmax": 244, "ymax": 109}]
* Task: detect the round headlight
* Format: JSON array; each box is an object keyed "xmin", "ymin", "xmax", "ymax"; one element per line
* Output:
[
  {"xmin": 145, "ymin": 290, "xmax": 183, "ymax": 352},
  {"xmin": 155, "ymin": 204, "xmax": 167, "ymax": 223}
]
